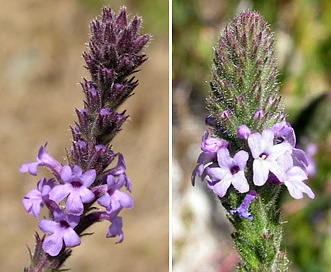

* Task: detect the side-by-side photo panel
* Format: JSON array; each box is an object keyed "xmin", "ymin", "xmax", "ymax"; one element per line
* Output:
[
  {"xmin": 0, "ymin": 1, "xmax": 169, "ymax": 271},
  {"xmin": 173, "ymin": 0, "xmax": 330, "ymax": 271}
]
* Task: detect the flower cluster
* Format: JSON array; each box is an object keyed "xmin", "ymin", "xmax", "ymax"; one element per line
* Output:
[
  {"xmin": 192, "ymin": 121, "xmax": 315, "ymax": 219},
  {"xmin": 20, "ymin": 145, "xmax": 132, "ymax": 256},
  {"xmin": 20, "ymin": 6, "xmax": 150, "ymax": 262}
]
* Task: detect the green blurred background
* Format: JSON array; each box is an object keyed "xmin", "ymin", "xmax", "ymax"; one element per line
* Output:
[
  {"xmin": 0, "ymin": 0, "xmax": 168, "ymax": 271},
  {"xmin": 173, "ymin": 0, "xmax": 331, "ymax": 271}
]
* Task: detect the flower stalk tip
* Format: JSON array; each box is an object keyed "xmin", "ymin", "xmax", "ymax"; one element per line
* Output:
[{"xmin": 207, "ymin": 11, "xmax": 284, "ymax": 141}]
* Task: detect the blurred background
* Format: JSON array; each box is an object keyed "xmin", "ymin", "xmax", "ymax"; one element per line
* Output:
[
  {"xmin": 0, "ymin": 0, "xmax": 168, "ymax": 271},
  {"xmin": 173, "ymin": 0, "xmax": 331, "ymax": 271}
]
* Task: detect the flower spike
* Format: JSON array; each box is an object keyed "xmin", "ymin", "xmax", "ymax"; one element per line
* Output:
[
  {"xmin": 192, "ymin": 11, "xmax": 315, "ymax": 271},
  {"xmin": 20, "ymin": 6, "xmax": 150, "ymax": 271}
]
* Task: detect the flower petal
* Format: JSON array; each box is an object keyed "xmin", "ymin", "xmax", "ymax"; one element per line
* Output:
[
  {"xmin": 232, "ymin": 171, "xmax": 249, "ymax": 193},
  {"xmin": 66, "ymin": 191, "xmax": 84, "ymax": 216},
  {"xmin": 106, "ymin": 216, "xmax": 123, "ymax": 243},
  {"xmin": 19, "ymin": 162, "xmax": 39, "ymax": 176},
  {"xmin": 284, "ymin": 180, "xmax": 304, "ymax": 199},
  {"xmin": 206, "ymin": 167, "xmax": 228, "ymax": 182},
  {"xmin": 60, "ymin": 165, "xmax": 73, "ymax": 181},
  {"xmin": 217, "ymin": 148, "xmax": 232, "ymax": 168},
  {"xmin": 210, "ymin": 176, "xmax": 232, "ymax": 198},
  {"xmin": 42, "ymin": 233, "xmax": 64, "ymax": 256},
  {"xmin": 38, "ymin": 219, "xmax": 59, "ymax": 234},
  {"xmin": 80, "ymin": 169, "xmax": 96, "ymax": 187},
  {"xmin": 63, "ymin": 228, "xmax": 81, "ymax": 247},
  {"xmin": 79, "ymin": 187, "xmax": 95, "ymax": 203},
  {"xmin": 98, "ymin": 193, "xmax": 111, "ymax": 208},
  {"xmin": 116, "ymin": 191, "xmax": 134, "ymax": 209},
  {"xmin": 261, "ymin": 130, "xmax": 274, "ymax": 151},
  {"xmin": 233, "ymin": 150, "xmax": 249, "ymax": 169},
  {"xmin": 248, "ymin": 132, "xmax": 262, "ymax": 158},
  {"xmin": 270, "ymin": 142, "xmax": 291, "ymax": 159},
  {"xmin": 49, "ymin": 184, "xmax": 70, "ymax": 203},
  {"xmin": 253, "ymin": 160, "xmax": 269, "ymax": 186}
]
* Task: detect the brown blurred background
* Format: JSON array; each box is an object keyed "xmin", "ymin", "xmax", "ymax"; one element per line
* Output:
[{"xmin": 0, "ymin": 0, "xmax": 168, "ymax": 271}]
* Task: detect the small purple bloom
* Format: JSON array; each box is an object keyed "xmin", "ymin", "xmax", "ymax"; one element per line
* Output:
[
  {"xmin": 109, "ymin": 153, "xmax": 132, "ymax": 192},
  {"xmin": 100, "ymin": 108, "xmax": 110, "ymax": 116},
  {"xmin": 97, "ymin": 174, "xmax": 133, "ymax": 213},
  {"xmin": 237, "ymin": 124, "xmax": 251, "ymax": 140},
  {"xmin": 191, "ymin": 131, "xmax": 228, "ymax": 185},
  {"xmin": 106, "ymin": 216, "xmax": 124, "ymax": 243},
  {"xmin": 205, "ymin": 115, "xmax": 218, "ymax": 127},
  {"xmin": 82, "ymin": 108, "xmax": 88, "ymax": 114},
  {"xmin": 49, "ymin": 165, "xmax": 95, "ymax": 216},
  {"xmin": 95, "ymin": 144, "xmax": 105, "ymax": 152},
  {"xmin": 248, "ymin": 129, "xmax": 291, "ymax": 186},
  {"xmin": 277, "ymin": 153, "xmax": 315, "ymax": 199},
  {"xmin": 201, "ymin": 130, "xmax": 228, "ymax": 153},
  {"xmin": 270, "ymin": 121, "xmax": 310, "ymax": 174},
  {"xmin": 76, "ymin": 140, "xmax": 87, "ymax": 150},
  {"xmin": 191, "ymin": 153, "xmax": 212, "ymax": 185},
  {"xmin": 268, "ymin": 97, "xmax": 276, "ymax": 105},
  {"xmin": 89, "ymin": 88, "xmax": 97, "ymax": 96},
  {"xmin": 19, "ymin": 144, "xmax": 62, "ymax": 176},
  {"xmin": 38, "ymin": 209, "xmax": 81, "ymax": 256},
  {"xmin": 206, "ymin": 148, "xmax": 249, "ymax": 197},
  {"xmin": 269, "ymin": 121, "xmax": 296, "ymax": 146},
  {"xmin": 292, "ymin": 148, "xmax": 309, "ymax": 174},
  {"xmin": 253, "ymin": 109, "xmax": 264, "ymax": 120},
  {"xmin": 221, "ymin": 109, "xmax": 230, "ymax": 119},
  {"xmin": 22, "ymin": 178, "xmax": 55, "ymax": 219},
  {"xmin": 230, "ymin": 190, "xmax": 257, "ymax": 220}
]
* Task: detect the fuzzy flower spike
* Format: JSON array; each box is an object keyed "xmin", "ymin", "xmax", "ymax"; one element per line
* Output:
[
  {"xmin": 192, "ymin": 11, "xmax": 314, "ymax": 271},
  {"xmin": 20, "ymin": 6, "xmax": 150, "ymax": 272}
]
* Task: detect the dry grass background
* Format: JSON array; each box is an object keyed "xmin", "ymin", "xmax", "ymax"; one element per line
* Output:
[{"xmin": 0, "ymin": 0, "xmax": 169, "ymax": 271}]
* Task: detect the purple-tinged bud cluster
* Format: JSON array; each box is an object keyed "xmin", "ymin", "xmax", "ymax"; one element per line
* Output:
[
  {"xmin": 82, "ymin": 7, "xmax": 149, "ymax": 110},
  {"xmin": 192, "ymin": 121, "xmax": 315, "ymax": 220},
  {"xmin": 69, "ymin": 7, "xmax": 149, "ymax": 171},
  {"xmin": 20, "ymin": 7, "xmax": 149, "ymax": 260},
  {"xmin": 207, "ymin": 11, "xmax": 284, "ymax": 140}
]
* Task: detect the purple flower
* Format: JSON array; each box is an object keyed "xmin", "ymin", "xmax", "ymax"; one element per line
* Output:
[
  {"xmin": 237, "ymin": 124, "xmax": 251, "ymax": 140},
  {"xmin": 97, "ymin": 174, "xmax": 133, "ymax": 213},
  {"xmin": 206, "ymin": 148, "xmax": 249, "ymax": 197},
  {"xmin": 19, "ymin": 144, "xmax": 62, "ymax": 176},
  {"xmin": 248, "ymin": 129, "xmax": 292, "ymax": 186},
  {"xmin": 277, "ymin": 153, "xmax": 315, "ymax": 199},
  {"xmin": 108, "ymin": 153, "xmax": 132, "ymax": 192},
  {"xmin": 191, "ymin": 153, "xmax": 211, "ymax": 185},
  {"xmin": 269, "ymin": 121, "xmax": 296, "ymax": 146},
  {"xmin": 38, "ymin": 209, "xmax": 80, "ymax": 256},
  {"xmin": 100, "ymin": 108, "xmax": 110, "ymax": 116},
  {"xmin": 292, "ymin": 148, "xmax": 309, "ymax": 173},
  {"xmin": 253, "ymin": 109, "xmax": 264, "ymax": 120},
  {"xmin": 49, "ymin": 165, "xmax": 95, "ymax": 216},
  {"xmin": 22, "ymin": 178, "xmax": 55, "ymax": 218},
  {"xmin": 191, "ymin": 131, "xmax": 228, "ymax": 185},
  {"xmin": 205, "ymin": 115, "xmax": 218, "ymax": 127},
  {"xmin": 270, "ymin": 121, "xmax": 310, "ymax": 174},
  {"xmin": 221, "ymin": 109, "xmax": 230, "ymax": 119},
  {"xmin": 106, "ymin": 216, "xmax": 124, "ymax": 243},
  {"xmin": 230, "ymin": 190, "xmax": 257, "ymax": 220},
  {"xmin": 201, "ymin": 130, "xmax": 228, "ymax": 153}
]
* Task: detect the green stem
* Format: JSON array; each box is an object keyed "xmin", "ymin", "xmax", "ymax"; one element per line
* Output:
[{"xmin": 225, "ymin": 184, "xmax": 291, "ymax": 271}]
